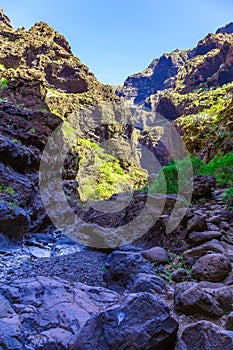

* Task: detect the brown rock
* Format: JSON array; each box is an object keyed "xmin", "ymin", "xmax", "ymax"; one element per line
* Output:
[
  {"xmin": 188, "ymin": 231, "xmax": 222, "ymax": 245},
  {"xmin": 186, "ymin": 215, "xmax": 208, "ymax": 234},
  {"xmin": 174, "ymin": 282, "xmax": 224, "ymax": 317},
  {"xmin": 177, "ymin": 321, "xmax": 233, "ymax": 350},
  {"xmin": 192, "ymin": 253, "xmax": 231, "ymax": 282},
  {"xmin": 141, "ymin": 246, "xmax": 169, "ymax": 264},
  {"xmin": 183, "ymin": 239, "xmax": 225, "ymax": 259}
]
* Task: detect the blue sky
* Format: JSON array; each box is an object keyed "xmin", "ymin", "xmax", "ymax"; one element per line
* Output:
[{"xmin": 1, "ymin": 0, "xmax": 233, "ymax": 85}]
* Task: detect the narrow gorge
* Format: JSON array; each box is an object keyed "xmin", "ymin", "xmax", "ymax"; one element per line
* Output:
[{"xmin": 0, "ymin": 8, "xmax": 232, "ymax": 350}]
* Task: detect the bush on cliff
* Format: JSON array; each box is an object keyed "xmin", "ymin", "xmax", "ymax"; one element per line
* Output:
[{"xmin": 150, "ymin": 153, "xmax": 233, "ymax": 195}]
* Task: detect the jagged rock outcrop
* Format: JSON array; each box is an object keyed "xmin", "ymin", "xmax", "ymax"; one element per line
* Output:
[
  {"xmin": 117, "ymin": 24, "xmax": 233, "ymax": 161},
  {"xmin": 216, "ymin": 22, "xmax": 233, "ymax": 35},
  {"xmin": 0, "ymin": 9, "xmax": 147, "ymax": 237},
  {"xmin": 117, "ymin": 49, "xmax": 191, "ymax": 105}
]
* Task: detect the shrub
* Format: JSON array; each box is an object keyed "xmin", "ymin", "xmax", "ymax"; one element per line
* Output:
[
  {"xmin": 149, "ymin": 156, "xmax": 197, "ymax": 195},
  {"xmin": 222, "ymin": 187, "xmax": 233, "ymax": 206},
  {"xmin": 149, "ymin": 153, "xmax": 233, "ymax": 196},
  {"xmin": 201, "ymin": 153, "xmax": 233, "ymax": 185},
  {"xmin": 0, "ymin": 78, "xmax": 8, "ymax": 91},
  {"xmin": 0, "ymin": 185, "xmax": 15, "ymax": 195}
]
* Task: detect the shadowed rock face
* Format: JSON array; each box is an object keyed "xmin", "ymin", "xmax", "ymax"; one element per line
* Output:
[
  {"xmin": 216, "ymin": 22, "xmax": 233, "ymax": 34},
  {"xmin": 117, "ymin": 49, "xmax": 191, "ymax": 104},
  {"xmin": 0, "ymin": 276, "xmax": 178, "ymax": 350},
  {"xmin": 117, "ymin": 28, "xmax": 233, "ymax": 108},
  {"xmin": 117, "ymin": 24, "xmax": 233, "ymax": 161},
  {"xmin": 0, "ymin": 10, "xmax": 147, "ymax": 237}
]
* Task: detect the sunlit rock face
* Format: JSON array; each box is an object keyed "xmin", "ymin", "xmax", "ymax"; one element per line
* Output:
[{"xmin": 116, "ymin": 24, "xmax": 233, "ymax": 161}]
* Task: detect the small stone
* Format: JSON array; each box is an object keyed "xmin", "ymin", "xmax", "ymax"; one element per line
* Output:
[
  {"xmin": 141, "ymin": 247, "xmax": 169, "ymax": 264},
  {"xmin": 171, "ymin": 269, "xmax": 189, "ymax": 283}
]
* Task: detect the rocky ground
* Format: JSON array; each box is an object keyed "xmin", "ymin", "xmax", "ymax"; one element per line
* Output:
[{"xmin": 0, "ymin": 182, "xmax": 233, "ymax": 349}]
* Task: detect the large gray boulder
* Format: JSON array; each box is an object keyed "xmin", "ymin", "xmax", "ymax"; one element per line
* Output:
[
  {"xmin": 70, "ymin": 292, "xmax": 178, "ymax": 350},
  {"xmin": 0, "ymin": 276, "xmax": 119, "ymax": 349},
  {"xmin": 0, "ymin": 276, "xmax": 177, "ymax": 350}
]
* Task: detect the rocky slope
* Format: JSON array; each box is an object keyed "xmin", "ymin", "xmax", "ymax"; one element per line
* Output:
[
  {"xmin": 0, "ymin": 9, "xmax": 146, "ymax": 207},
  {"xmin": 117, "ymin": 22, "xmax": 233, "ymax": 161},
  {"xmin": 0, "ymin": 178, "xmax": 233, "ymax": 349}
]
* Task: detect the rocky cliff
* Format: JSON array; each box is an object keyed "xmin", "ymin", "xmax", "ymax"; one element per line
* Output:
[
  {"xmin": 0, "ymin": 10, "xmax": 233, "ymax": 350},
  {"xmin": 117, "ymin": 23, "xmax": 233, "ymax": 161},
  {"xmin": 0, "ymin": 8, "xmax": 147, "ymax": 238}
]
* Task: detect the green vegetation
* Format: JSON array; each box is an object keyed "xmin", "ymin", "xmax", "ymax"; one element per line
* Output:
[
  {"xmin": 168, "ymin": 253, "xmax": 192, "ymax": 274},
  {"xmin": 0, "ymin": 185, "xmax": 15, "ymax": 195},
  {"xmin": 149, "ymin": 156, "xmax": 195, "ymax": 195},
  {"xmin": 201, "ymin": 153, "xmax": 233, "ymax": 185},
  {"xmin": 0, "ymin": 78, "xmax": 8, "ymax": 91},
  {"xmin": 39, "ymin": 108, "xmax": 48, "ymax": 113},
  {"xmin": 149, "ymin": 153, "xmax": 233, "ymax": 195},
  {"xmin": 77, "ymin": 138, "xmax": 146, "ymax": 202},
  {"xmin": 12, "ymin": 138, "xmax": 22, "ymax": 144},
  {"xmin": 222, "ymin": 187, "xmax": 233, "ymax": 206}
]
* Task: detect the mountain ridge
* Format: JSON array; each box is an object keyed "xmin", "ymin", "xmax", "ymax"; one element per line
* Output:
[{"xmin": 116, "ymin": 22, "xmax": 233, "ymax": 162}]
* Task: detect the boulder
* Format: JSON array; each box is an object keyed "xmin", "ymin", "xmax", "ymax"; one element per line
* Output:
[
  {"xmin": 141, "ymin": 246, "xmax": 169, "ymax": 264},
  {"xmin": 192, "ymin": 253, "xmax": 231, "ymax": 282},
  {"xmin": 127, "ymin": 273, "xmax": 166, "ymax": 294},
  {"xmin": 174, "ymin": 282, "xmax": 224, "ymax": 317},
  {"xmin": 0, "ymin": 276, "xmax": 119, "ymax": 349},
  {"xmin": 188, "ymin": 231, "xmax": 222, "ymax": 245},
  {"xmin": 177, "ymin": 321, "xmax": 233, "ymax": 350},
  {"xmin": 183, "ymin": 239, "xmax": 225, "ymax": 259},
  {"xmin": 192, "ymin": 175, "xmax": 216, "ymax": 201},
  {"xmin": 103, "ymin": 251, "xmax": 155, "ymax": 292},
  {"xmin": 0, "ymin": 201, "xmax": 30, "ymax": 239},
  {"xmin": 186, "ymin": 215, "xmax": 208, "ymax": 234},
  {"xmin": 215, "ymin": 286, "xmax": 233, "ymax": 311},
  {"xmin": 70, "ymin": 292, "xmax": 178, "ymax": 350}
]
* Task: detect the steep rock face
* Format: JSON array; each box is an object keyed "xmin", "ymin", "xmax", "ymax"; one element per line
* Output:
[
  {"xmin": 117, "ymin": 49, "xmax": 190, "ymax": 104},
  {"xmin": 117, "ymin": 24, "xmax": 233, "ymax": 161},
  {"xmin": 0, "ymin": 10, "xmax": 146, "ymax": 237},
  {"xmin": 0, "ymin": 8, "xmax": 141, "ymax": 164},
  {"xmin": 216, "ymin": 22, "xmax": 233, "ymax": 34}
]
